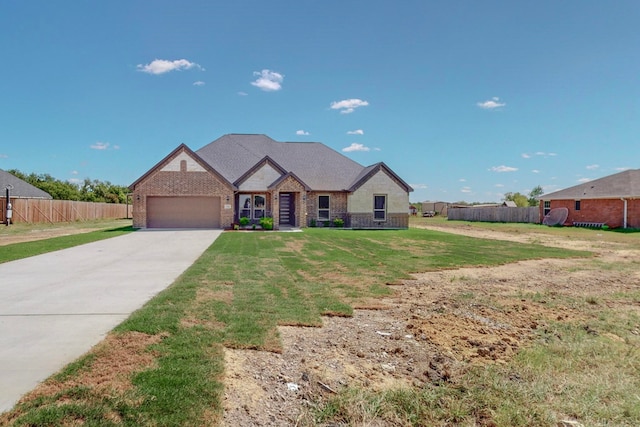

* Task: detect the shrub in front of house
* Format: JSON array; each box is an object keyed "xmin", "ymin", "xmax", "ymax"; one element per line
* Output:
[
  {"xmin": 333, "ymin": 218, "xmax": 344, "ymax": 228},
  {"xmin": 259, "ymin": 216, "xmax": 274, "ymax": 230},
  {"xmin": 239, "ymin": 217, "xmax": 250, "ymax": 227}
]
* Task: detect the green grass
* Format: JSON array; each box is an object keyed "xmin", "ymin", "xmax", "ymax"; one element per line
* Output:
[
  {"xmin": 2, "ymin": 227, "xmax": 594, "ymax": 426},
  {"xmin": 0, "ymin": 220, "xmax": 134, "ymax": 264}
]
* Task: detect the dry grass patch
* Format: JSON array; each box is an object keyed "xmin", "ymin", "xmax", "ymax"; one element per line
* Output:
[
  {"xmin": 25, "ymin": 332, "xmax": 163, "ymax": 400},
  {"xmin": 1, "ymin": 331, "xmax": 165, "ymax": 426}
]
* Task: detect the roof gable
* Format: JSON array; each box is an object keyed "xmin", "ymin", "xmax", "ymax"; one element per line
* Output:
[
  {"xmin": 129, "ymin": 144, "xmax": 235, "ymax": 190},
  {"xmin": 348, "ymin": 162, "xmax": 413, "ymax": 193},
  {"xmin": 268, "ymin": 171, "xmax": 311, "ymax": 191},
  {"xmin": 541, "ymin": 169, "xmax": 640, "ymax": 200},
  {"xmin": 234, "ymin": 156, "xmax": 287, "ymax": 188}
]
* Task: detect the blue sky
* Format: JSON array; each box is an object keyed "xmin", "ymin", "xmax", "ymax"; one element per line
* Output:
[{"xmin": 1, "ymin": 1, "xmax": 638, "ymax": 203}]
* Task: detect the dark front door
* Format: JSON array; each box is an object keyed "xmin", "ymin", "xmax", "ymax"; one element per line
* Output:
[{"xmin": 279, "ymin": 193, "xmax": 295, "ymax": 225}]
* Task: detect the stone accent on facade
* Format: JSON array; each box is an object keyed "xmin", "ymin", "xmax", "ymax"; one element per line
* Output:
[{"xmin": 350, "ymin": 212, "xmax": 409, "ymax": 229}]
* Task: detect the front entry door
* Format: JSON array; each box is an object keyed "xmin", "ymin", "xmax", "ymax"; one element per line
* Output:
[{"xmin": 279, "ymin": 193, "xmax": 295, "ymax": 225}]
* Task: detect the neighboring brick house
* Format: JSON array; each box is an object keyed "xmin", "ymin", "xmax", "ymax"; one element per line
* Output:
[
  {"xmin": 129, "ymin": 134, "xmax": 413, "ymax": 229},
  {"xmin": 539, "ymin": 169, "xmax": 640, "ymax": 229}
]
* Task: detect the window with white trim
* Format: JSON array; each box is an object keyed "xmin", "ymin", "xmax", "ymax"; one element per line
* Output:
[
  {"xmin": 318, "ymin": 195, "xmax": 330, "ymax": 221},
  {"xmin": 543, "ymin": 200, "xmax": 551, "ymax": 216},
  {"xmin": 374, "ymin": 194, "xmax": 387, "ymax": 221}
]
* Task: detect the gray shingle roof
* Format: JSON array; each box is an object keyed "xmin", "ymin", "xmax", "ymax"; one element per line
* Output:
[
  {"xmin": 0, "ymin": 169, "xmax": 53, "ymax": 199},
  {"xmin": 541, "ymin": 169, "xmax": 640, "ymax": 200},
  {"xmin": 196, "ymin": 134, "xmax": 369, "ymax": 191}
]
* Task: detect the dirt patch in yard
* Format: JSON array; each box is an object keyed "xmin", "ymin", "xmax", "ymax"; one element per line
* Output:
[{"xmin": 221, "ymin": 225, "xmax": 640, "ymax": 426}]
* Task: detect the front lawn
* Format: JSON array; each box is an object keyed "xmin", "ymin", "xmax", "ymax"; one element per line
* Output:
[{"xmin": 2, "ymin": 228, "xmax": 591, "ymax": 426}]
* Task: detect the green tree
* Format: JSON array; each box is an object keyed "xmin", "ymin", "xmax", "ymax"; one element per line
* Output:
[
  {"xmin": 503, "ymin": 192, "xmax": 529, "ymax": 207},
  {"xmin": 528, "ymin": 185, "xmax": 544, "ymax": 206},
  {"xmin": 7, "ymin": 169, "xmax": 128, "ymax": 203}
]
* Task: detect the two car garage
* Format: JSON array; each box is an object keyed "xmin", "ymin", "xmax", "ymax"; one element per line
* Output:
[{"xmin": 146, "ymin": 196, "xmax": 221, "ymax": 228}]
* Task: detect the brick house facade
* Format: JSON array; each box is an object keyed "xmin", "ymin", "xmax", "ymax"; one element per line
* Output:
[
  {"xmin": 539, "ymin": 169, "xmax": 640, "ymax": 229},
  {"xmin": 130, "ymin": 134, "xmax": 412, "ymax": 230}
]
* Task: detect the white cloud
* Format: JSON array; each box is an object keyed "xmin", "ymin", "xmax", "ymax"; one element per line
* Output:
[
  {"xmin": 495, "ymin": 183, "xmax": 504, "ymax": 187},
  {"xmin": 461, "ymin": 186, "xmax": 472, "ymax": 193},
  {"xmin": 578, "ymin": 177, "xmax": 592, "ymax": 183},
  {"xmin": 68, "ymin": 178, "xmax": 82, "ymax": 184},
  {"xmin": 347, "ymin": 129, "xmax": 364, "ymax": 135},
  {"xmin": 532, "ymin": 169, "xmax": 540, "ymax": 173},
  {"xmin": 373, "ymin": 147, "xmax": 381, "ymax": 151},
  {"xmin": 193, "ymin": 81, "xmax": 205, "ymax": 86},
  {"xmin": 490, "ymin": 165, "xmax": 518, "ymax": 172},
  {"xmin": 90, "ymin": 142, "xmax": 119, "ymax": 151},
  {"xmin": 251, "ymin": 69, "xmax": 284, "ymax": 91},
  {"xmin": 477, "ymin": 97, "xmax": 505, "ymax": 110},
  {"xmin": 342, "ymin": 143, "xmax": 370, "ymax": 152},
  {"xmin": 330, "ymin": 98, "xmax": 369, "ymax": 114},
  {"xmin": 615, "ymin": 166, "xmax": 631, "ymax": 171},
  {"xmin": 0, "ymin": 154, "xmax": 7, "ymax": 159},
  {"xmin": 91, "ymin": 142, "xmax": 110, "ymax": 150},
  {"xmin": 521, "ymin": 153, "xmax": 531, "ymax": 159},
  {"xmin": 71, "ymin": 170, "xmax": 79, "ymax": 175},
  {"xmin": 410, "ymin": 183, "xmax": 428, "ymax": 189},
  {"xmin": 534, "ymin": 151, "xmax": 557, "ymax": 158},
  {"xmin": 296, "ymin": 130, "xmax": 310, "ymax": 136},
  {"xmin": 586, "ymin": 164, "xmax": 599, "ymax": 170},
  {"xmin": 137, "ymin": 59, "xmax": 202, "ymax": 75},
  {"xmin": 237, "ymin": 91, "xmax": 248, "ymax": 96},
  {"xmin": 459, "ymin": 178, "xmax": 466, "ymax": 182}
]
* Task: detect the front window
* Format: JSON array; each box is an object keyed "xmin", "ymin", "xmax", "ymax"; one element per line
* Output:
[
  {"xmin": 239, "ymin": 194, "xmax": 252, "ymax": 219},
  {"xmin": 374, "ymin": 195, "xmax": 387, "ymax": 221},
  {"xmin": 543, "ymin": 200, "xmax": 551, "ymax": 216},
  {"xmin": 575, "ymin": 200, "xmax": 581, "ymax": 211},
  {"xmin": 254, "ymin": 195, "xmax": 266, "ymax": 219},
  {"xmin": 318, "ymin": 195, "xmax": 330, "ymax": 221},
  {"xmin": 239, "ymin": 194, "xmax": 266, "ymax": 220}
]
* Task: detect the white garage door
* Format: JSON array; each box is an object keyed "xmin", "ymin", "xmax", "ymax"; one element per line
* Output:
[{"xmin": 147, "ymin": 196, "xmax": 221, "ymax": 228}]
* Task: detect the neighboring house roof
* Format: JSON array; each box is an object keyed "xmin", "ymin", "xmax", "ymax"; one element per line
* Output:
[
  {"xmin": 503, "ymin": 201, "xmax": 518, "ymax": 207},
  {"xmin": 196, "ymin": 134, "xmax": 412, "ymax": 192},
  {"xmin": 540, "ymin": 169, "xmax": 640, "ymax": 200},
  {"xmin": 0, "ymin": 169, "xmax": 53, "ymax": 199}
]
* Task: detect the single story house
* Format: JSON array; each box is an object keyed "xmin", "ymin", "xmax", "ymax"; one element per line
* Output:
[
  {"xmin": 539, "ymin": 169, "xmax": 640, "ymax": 228},
  {"xmin": 1, "ymin": 169, "xmax": 52, "ymax": 224},
  {"xmin": 129, "ymin": 134, "xmax": 413, "ymax": 229}
]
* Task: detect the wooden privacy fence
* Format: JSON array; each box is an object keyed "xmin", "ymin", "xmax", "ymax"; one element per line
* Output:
[
  {"xmin": 1, "ymin": 199, "xmax": 129, "ymax": 224},
  {"xmin": 447, "ymin": 206, "xmax": 540, "ymax": 223}
]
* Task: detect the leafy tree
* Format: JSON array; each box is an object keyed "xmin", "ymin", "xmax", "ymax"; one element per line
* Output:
[
  {"xmin": 503, "ymin": 192, "xmax": 529, "ymax": 207},
  {"xmin": 528, "ymin": 185, "xmax": 544, "ymax": 206},
  {"xmin": 7, "ymin": 169, "xmax": 129, "ymax": 203}
]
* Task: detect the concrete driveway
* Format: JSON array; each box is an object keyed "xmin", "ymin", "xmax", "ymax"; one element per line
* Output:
[{"xmin": 0, "ymin": 229, "xmax": 223, "ymax": 413}]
